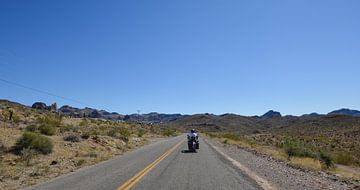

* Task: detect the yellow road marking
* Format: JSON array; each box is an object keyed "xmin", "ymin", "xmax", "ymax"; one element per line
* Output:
[{"xmin": 116, "ymin": 139, "xmax": 185, "ymax": 190}]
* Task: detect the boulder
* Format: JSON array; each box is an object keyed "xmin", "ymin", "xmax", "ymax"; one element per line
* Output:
[{"xmin": 32, "ymin": 102, "xmax": 48, "ymax": 110}]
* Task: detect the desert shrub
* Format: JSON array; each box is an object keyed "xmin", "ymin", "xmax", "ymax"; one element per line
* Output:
[
  {"xmin": 283, "ymin": 139, "xmax": 316, "ymax": 158},
  {"xmin": 38, "ymin": 115, "xmax": 62, "ymax": 128},
  {"xmin": 15, "ymin": 132, "xmax": 53, "ymax": 155},
  {"xmin": 319, "ymin": 151, "xmax": 334, "ymax": 168},
  {"xmin": 222, "ymin": 133, "xmax": 241, "ymax": 141},
  {"xmin": 39, "ymin": 124, "xmax": 56, "ymax": 136},
  {"xmin": 89, "ymin": 129, "xmax": 100, "ymax": 136},
  {"xmin": 87, "ymin": 152, "xmax": 98, "ymax": 158},
  {"xmin": 79, "ymin": 118, "xmax": 90, "ymax": 127},
  {"xmin": 20, "ymin": 148, "xmax": 37, "ymax": 166},
  {"xmin": 0, "ymin": 141, "xmax": 6, "ymax": 155},
  {"xmin": 26, "ymin": 124, "xmax": 38, "ymax": 132},
  {"xmin": 59, "ymin": 125, "xmax": 77, "ymax": 133},
  {"xmin": 107, "ymin": 128, "xmax": 118, "ymax": 137},
  {"xmin": 75, "ymin": 159, "xmax": 86, "ymax": 167},
  {"xmin": 137, "ymin": 128, "xmax": 146, "ymax": 137},
  {"xmin": 63, "ymin": 134, "xmax": 81, "ymax": 142},
  {"xmin": 206, "ymin": 132, "xmax": 218, "ymax": 138},
  {"xmin": 119, "ymin": 127, "xmax": 131, "ymax": 142},
  {"xmin": 162, "ymin": 128, "xmax": 176, "ymax": 137},
  {"xmin": 81, "ymin": 132, "xmax": 90, "ymax": 139}
]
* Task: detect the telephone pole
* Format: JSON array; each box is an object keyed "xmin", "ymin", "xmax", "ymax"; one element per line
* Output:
[{"xmin": 137, "ymin": 110, "xmax": 141, "ymax": 123}]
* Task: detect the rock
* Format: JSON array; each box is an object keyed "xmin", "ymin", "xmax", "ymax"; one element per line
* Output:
[
  {"xmin": 9, "ymin": 161, "xmax": 16, "ymax": 166},
  {"xmin": 32, "ymin": 102, "xmax": 48, "ymax": 110},
  {"xmin": 50, "ymin": 160, "xmax": 58, "ymax": 165},
  {"xmin": 132, "ymin": 137, "xmax": 141, "ymax": 142},
  {"xmin": 49, "ymin": 103, "xmax": 57, "ymax": 112},
  {"xmin": 29, "ymin": 171, "xmax": 40, "ymax": 177}
]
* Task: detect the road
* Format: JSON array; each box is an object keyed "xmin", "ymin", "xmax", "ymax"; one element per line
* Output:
[{"xmin": 24, "ymin": 135, "xmax": 262, "ymax": 190}]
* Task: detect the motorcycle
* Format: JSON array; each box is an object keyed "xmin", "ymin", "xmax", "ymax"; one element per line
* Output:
[{"xmin": 187, "ymin": 135, "xmax": 199, "ymax": 152}]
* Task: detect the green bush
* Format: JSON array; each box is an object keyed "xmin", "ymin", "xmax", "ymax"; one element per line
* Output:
[
  {"xmin": 283, "ymin": 140, "xmax": 316, "ymax": 158},
  {"xmin": 119, "ymin": 127, "xmax": 131, "ymax": 142},
  {"xmin": 26, "ymin": 124, "xmax": 38, "ymax": 132},
  {"xmin": 59, "ymin": 125, "xmax": 77, "ymax": 133},
  {"xmin": 162, "ymin": 128, "xmax": 176, "ymax": 137},
  {"xmin": 39, "ymin": 124, "xmax": 56, "ymax": 136},
  {"xmin": 79, "ymin": 118, "xmax": 89, "ymax": 127},
  {"xmin": 137, "ymin": 128, "xmax": 146, "ymax": 137},
  {"xmin": 38, "ymin": 115, "xmax": 62, "ymax": 128},
  {"xmin": 320, "ymin": 151, "xmax": 334, "ymax": 168},
  {"xmin": 15, "ymin": 132, "xmax": 53, "ymax": 155},
  {"xmin": 107, "ymin": 128, "xmax": 118, "ymax": 137}
]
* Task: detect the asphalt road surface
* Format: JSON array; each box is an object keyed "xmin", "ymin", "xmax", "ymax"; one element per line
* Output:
[{"xmin": 24, "ymin": 135, "xmax": 262, "ymax": 190}]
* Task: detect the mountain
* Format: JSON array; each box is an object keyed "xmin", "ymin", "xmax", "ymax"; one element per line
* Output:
[
  {"xmin": 57, "ymin": 105, "xmax": 186, "ymax": 123},
  {"xmin": 123, "ymin": 112, "xmax": 187, "ymax": 123},
  {"xmin": 328, "ymin": 108, "xmax": 360, "ymax": 117},
  {"xmin": 261, "ymin": 110, "xmax": 282, "ymax": 118},
  {"xmin": 166, "ymin": 113, "xmax": 266, "ymax": 134},
  {"xmin": 59, "ymin": 105, "xmax": 124, "ymax": 120}
]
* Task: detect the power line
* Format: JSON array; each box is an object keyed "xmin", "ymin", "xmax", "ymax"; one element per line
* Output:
[{"xmin": 0, "ymin": 77, "xmax": 84, "ymax": 105}]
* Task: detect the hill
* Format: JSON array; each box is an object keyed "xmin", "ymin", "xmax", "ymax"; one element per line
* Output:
[
  {"xmin": 0, "ymin": 99, "xmax": 177, "ymax": 190},
  {"xmin": 328, "ymin": 108, "xmax": 360, "ymax": 117}
]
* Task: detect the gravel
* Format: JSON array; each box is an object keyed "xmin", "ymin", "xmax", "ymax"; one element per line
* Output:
[{"xmin": 205, "ymin": 138, "xmax": 359, "ymax": 190}]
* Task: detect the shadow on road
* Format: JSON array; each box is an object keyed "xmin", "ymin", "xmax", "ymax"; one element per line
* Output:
[{"xmin": 181, "ymin": 150, "xmax": 197, "ymax": 153}]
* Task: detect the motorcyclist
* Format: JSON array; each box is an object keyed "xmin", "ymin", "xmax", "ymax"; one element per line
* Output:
[
  {"xmin": 187, "ymin": 129, "xmax": 199, "ymax": 151},
  {"xmin": 187, "ymin": 129, "xmax": 198, "ymax": 140}
]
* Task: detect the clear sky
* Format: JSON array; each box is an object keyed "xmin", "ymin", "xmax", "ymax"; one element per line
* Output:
[{"xmin": 1, "ymin": 0, "xmax": 359, "ymax": 116}]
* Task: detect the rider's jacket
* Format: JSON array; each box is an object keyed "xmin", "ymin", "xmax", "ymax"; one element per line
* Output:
[{"xmin": 187, "ymin": 132, "xmax": 198, "ymax": 139}]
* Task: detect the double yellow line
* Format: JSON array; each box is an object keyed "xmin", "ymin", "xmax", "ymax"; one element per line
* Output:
[{"xmin": 117, "ymin": 139, "xmax": 185, "ymax": 190}]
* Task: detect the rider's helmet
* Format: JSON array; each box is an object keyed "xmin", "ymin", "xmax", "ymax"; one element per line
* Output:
[{"xmin": 191, "ymin": 129, "xmax": 195, "ymax": 133}]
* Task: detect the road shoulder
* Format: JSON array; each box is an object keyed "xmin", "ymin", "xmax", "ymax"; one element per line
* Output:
[{"xmin": 204, "ymin": 137, "xmax": 352, "ymax": 190}]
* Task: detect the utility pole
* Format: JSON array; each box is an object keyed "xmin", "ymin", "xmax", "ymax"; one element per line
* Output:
[{"xmin": 137, "ymin": 110, "xmax": 141, "ymax": 123}]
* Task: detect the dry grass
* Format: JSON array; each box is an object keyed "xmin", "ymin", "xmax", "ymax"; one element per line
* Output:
[
  {"xmin": 290, "ymin": 157, "xmax": 322, "ymax": 171},
  {"xmin": 0, "ymin": 100, "xmax": 173, "ymax": 190},
  {"xmin": 332, "ymin": 165, "xmax": 360, "ymax": 180},
  {"xmin": 207, "ymin": 132, "xmax": 360, "ymax": 182}
]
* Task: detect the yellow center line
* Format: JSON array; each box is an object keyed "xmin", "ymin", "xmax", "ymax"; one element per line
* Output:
[{"xmin": 116, "ymin": 138, "xmax": 185, "ymax": 190}]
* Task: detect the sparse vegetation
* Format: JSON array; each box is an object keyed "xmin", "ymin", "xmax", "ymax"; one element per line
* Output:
[
  {"xmin": 0, "ymin": 100, "xmax": 173, "ymax": 190},
  {"xmin": 118, "ymin": 127, "xmax": 131, "ymax": 142},
  {"xmin": 75, "ymin": 159, "xmax": 86, "ymax": 167},
  {"xmin": 319, "ymin": 151, "xmax": 334, "ymax": 168},
  {"xmin": 283, "ymin": 139, "xmax": 316, "ymax": 158},
  {"xmin": 162, "ymin": 128, "xmax": 177, "ymax": 137},
  {"xmin": 137, "ymin": 128, "xmax": 146, "ymax": 137},
  {"xmin": 20, "ymin": 148, "xmax": 37, "ymax": 166},
  {"xmin": 63, "ymin": 134, "xmax": 81, "ymax": 142},
  {"xmin": 25, "ymin": 124, "xmax": 38, "ymax": 132},
  {"xmin": 39, "ymin": 124, "xmax": 56, "ymax": 136},
  {"xmin": 14, "ymin": 132, "xmax": 53, "ymax": 155}
]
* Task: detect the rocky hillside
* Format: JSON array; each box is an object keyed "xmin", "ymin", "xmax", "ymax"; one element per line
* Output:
[
  {"xmin": 328, "ymin": 108, "xmax": 360, "ymax": 117},
  {"xmin": 0, "ymin": 99, "xmax": 178, "ymax": 190},
  {"xmin": 58, "ymin": 105, "xmax": 124, "ymax": 120}
]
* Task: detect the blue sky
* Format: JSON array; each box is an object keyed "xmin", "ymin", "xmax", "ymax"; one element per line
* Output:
[{"xmin": 0, "ymin": 0, "xmax": 359, "ymax": 116}]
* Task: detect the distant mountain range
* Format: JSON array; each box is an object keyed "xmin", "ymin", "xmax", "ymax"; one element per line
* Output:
[
  {"xmin": 328, "ymin": 108, "xmax": 360, "ymax": 117},
  {"xmin": 9, "ymin": 101, "xmax": 360, "ymax": 124}
]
